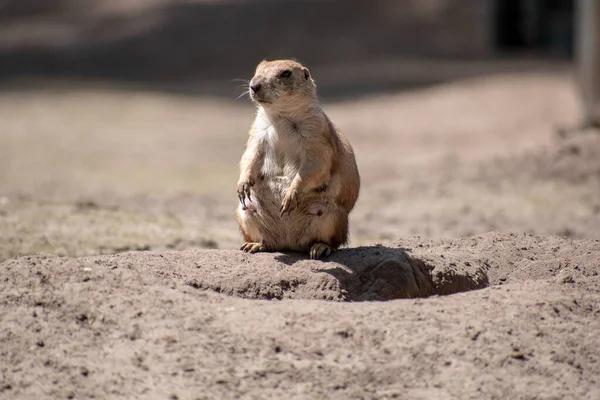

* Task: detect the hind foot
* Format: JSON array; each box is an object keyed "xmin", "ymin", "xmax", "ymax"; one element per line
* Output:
[
  {"xmin": 240, "ymin": 242, "xmax": 265, "ymax": 253},
  {"xmin": 310, "ymin": 243, "xmax": 332, "ymax": 260}
]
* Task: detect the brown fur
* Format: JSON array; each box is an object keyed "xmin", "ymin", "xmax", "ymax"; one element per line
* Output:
[{"xmin": 236, "ymin": 60, "xmax": 360, "ymax": 259}]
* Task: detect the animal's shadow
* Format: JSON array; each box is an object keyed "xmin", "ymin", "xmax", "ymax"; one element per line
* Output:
[
  {"xmin": 274, "ymin": 246, "xmax": 436, "ymax": 301},
  {"xmin": 274, "ymin": 245, "xmax": 488, "ymax": 301}
]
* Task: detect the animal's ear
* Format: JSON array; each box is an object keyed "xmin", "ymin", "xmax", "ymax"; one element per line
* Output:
[{"xmin": 302, "ymin": 68, "xmax": 310, "ymax": 80}]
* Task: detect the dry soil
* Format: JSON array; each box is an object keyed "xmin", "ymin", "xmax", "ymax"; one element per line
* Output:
[{"xmin": 1, "ymin": 66, "xmax": 600, "ymax": 399}]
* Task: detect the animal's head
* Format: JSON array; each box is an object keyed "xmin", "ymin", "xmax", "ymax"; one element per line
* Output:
[{"xmin": 249, "ymin": 59, "xmax": 317, "ymax": 112}]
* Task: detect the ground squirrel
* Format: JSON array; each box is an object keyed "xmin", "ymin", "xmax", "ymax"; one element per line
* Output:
[{"xmin": 236, "ymin": 59, "xmax": 360, "ymax": 259}]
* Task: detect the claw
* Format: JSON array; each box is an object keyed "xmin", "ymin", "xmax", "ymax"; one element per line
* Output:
[
  {"xmin": 310, "ymin": 243, "xmax": 332, "ymax": 260},
  {"xmin": 237, "ymin": 177, "xmax": 255, "ymax": 208},
  {"xmin": 280, "ymin": 204, "xmax": 292, "ymax": 217},
  {"xmin": 280, "ymin": 189, "xmax": 298, "ymax": 216},
  {"xmin": 240, "ymin": 242, "xmax": 264, "ymax": 253}
]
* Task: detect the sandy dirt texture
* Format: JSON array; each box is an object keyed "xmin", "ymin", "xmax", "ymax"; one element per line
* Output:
[{"xmin": 2, "ymin": 65, "xmax": 600, "ymax": 399}]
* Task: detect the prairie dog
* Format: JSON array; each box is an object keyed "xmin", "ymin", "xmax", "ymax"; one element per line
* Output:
[{"xmin": 236, "ymin": 59, "xmax": 360, "ymax": 259}]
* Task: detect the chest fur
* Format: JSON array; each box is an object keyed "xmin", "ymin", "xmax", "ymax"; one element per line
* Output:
[{"xmin": 257, "ymin": 118, "xmax": 304, "ymax": 177}]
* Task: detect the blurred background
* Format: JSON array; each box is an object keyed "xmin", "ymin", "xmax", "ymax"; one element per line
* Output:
[
  {"xmin": 1, "ymin": 0, "xmax": 599, "ymax": 261},
  {"xmin": 0, "ymin": 0, "xmax": 576, "ymax": 94}
]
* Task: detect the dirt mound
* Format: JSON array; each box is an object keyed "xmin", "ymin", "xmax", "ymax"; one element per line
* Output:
[
  {"xmin": 2, "ymin": 233, "xmax": 600, "ymax": 399},
  {"xmin": 7, "ymin": 232, "xmax": 598, "ymax": 303}
]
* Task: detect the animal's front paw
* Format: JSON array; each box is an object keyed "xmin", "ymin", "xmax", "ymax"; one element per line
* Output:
[
  {"xmin": 280, "ymin": 187, "xmax": 299, "ymax": 216},
  {"xmin": 237, "ymin": 177, "xmax": 255, "ymax": 208}
]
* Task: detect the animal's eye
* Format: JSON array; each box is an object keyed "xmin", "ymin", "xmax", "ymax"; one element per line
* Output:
[{"xmin": 279, "ymin": 70, "xmax": 292, "ymax": 78}]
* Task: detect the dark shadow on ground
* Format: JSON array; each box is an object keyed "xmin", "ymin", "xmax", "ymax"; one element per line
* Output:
[{"xmin": 274, "ymin": 245, "xmax": 489, "ymax": 301}]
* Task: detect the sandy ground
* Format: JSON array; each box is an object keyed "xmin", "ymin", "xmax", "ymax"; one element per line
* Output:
[{"xmin": 1, "ymin": 65, "xmax": 600, "ymax": 399}]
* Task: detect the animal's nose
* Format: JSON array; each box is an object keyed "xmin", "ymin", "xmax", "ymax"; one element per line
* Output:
[{"xmin": 250, "ymin": 83, "xmax": 262, "ymax": 93}]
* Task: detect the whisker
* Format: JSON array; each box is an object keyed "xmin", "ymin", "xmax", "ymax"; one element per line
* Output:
[
  {"xmin": 236, "ymin": 90, "xmax": 250, "ymax": 100},
  {"xmin": 230, "ymin": 78, "xmax": 252, "ymax": 100}
]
